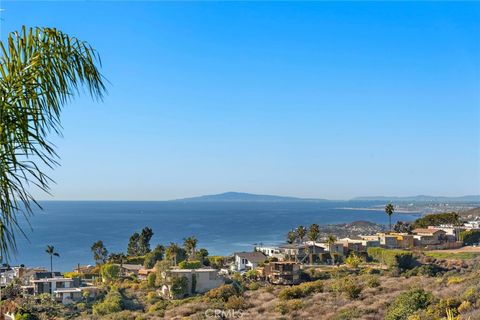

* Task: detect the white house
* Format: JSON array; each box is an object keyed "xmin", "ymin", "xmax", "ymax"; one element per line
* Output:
[
  {"xmin": 232, "ymin": 252, "xmax": 266, "ymax": 272},
  {"xmin": 255, "ymin": 246, "xmax": 280, "ymax": 257}
]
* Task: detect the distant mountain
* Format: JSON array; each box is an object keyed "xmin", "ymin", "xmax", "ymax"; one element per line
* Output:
[
  {"xmin": 171, "ymin": 192, "xmax": 327, "ymax": 202},
  {"xmin": 351, "ymin": 195, "xmax": 480, "ymax": 202}
]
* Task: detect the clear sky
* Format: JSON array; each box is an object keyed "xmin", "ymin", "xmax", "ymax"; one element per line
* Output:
[{"xmin": 1, "ymin": 1, "xmax": 479, "ymax": 200}]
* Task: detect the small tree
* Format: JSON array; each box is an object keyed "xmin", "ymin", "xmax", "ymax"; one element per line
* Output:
[
  {"xmin": 147, "ymin": 273, "xmax": 156, "ymax": 287},
  {"xmin": 196, "ymin": 248, "xmax": 209, "ymax": 264},
  {"xmin": 91, "ymin": 240, "xmax": 108, "ymax": 265},
  {"xmin": 101, "ymin": 264, "xmax": 120, "ymax": 282},
  {"xmin": 144, "ymin": 245, "xmax": 164, "ymax": 268},
  {"xmin": 170, "ymin": 276, "xmax": 189, "ymax": 298}
]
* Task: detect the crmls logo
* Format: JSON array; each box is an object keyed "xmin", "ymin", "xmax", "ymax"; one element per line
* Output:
[{"xmin": 205, "ymin": 308, "xmax": 247, "ymax": 318}]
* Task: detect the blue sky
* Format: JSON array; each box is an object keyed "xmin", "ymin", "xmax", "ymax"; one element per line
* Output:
[{"xmin": 1, "ymin": 2, "xmax": 479, "ymax": 200}]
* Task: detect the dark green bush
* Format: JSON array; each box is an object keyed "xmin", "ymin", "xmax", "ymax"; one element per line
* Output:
[
  {"xmin": 385, "ymin": 288, "xmax": 432, "ymax": 320},
  {"xmin": 459, "ymin": 230, "xmax": 480, "ymax": 245},
  {"xmin": 178, "ymin": 260, "xmax": 201, "ymax": 269},
  {"xmin": 367, "ymin": 248, "xmax": 415, "ymax": 269}
]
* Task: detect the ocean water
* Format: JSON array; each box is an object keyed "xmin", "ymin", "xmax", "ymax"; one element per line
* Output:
[{"xmin": 11, "ymin": 201, "xmax": 420, "ymax": 271}]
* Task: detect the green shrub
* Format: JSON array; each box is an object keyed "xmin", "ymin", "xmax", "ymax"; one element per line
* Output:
[
  {"xmin": 148, "ymin": 300, "xmax": 169, "ymax": 313},
  {"xmin": 331, "ymin": 307, "xmax": 362, "ymax": 320},
  {"xmin": 275, "ymin": 299, "xmax": 303, "ymax": 315},
  {"xmin": 463, "ymin": 285, "xmax": 480, "ymax": 303},
  {"xmin": 170, "ymin": 276, "xmax": 189, "ymax": 297},
  {"xmin": 403, "ymin": 264, "xmax": 445, "ymax": 278},
  {"xmin": 385, "ymin": 288, "xmax": 432, "ymax": 320},
  {"xmin": 343, "ymin": 281, "xmax": 362, "ymax": 299},
  {"xmin": 101, "ymin": 264, "xmax": 121, "ymax": 282},
  {"xmin": 226, "ymin": 296, "xmax": 248, "ymax": 310},
  {"xmin": 248, "ymin": 282, "xmax": 260, "ymax": 290},
  {"xmin": 93, "ymin": 288, "xmax": 124, "ymax": 316},
  {"xmin": 278, "ymin": 280, "xmax": 323, "ymax": 300},
  {"xmin": 147, "ymin": 273, "xmax": 156, "ymax": 287},
  {"xmin": 178, "ymin": 260, "xmax": 202, "ymax": 269},
  {"xmin": 345, "ymin": 252, "xmax": 364, "ymax": 268},
  {"xmin": 15, "ymin": 312, "xmax": 38, "ymax": 320},
  {"xmin": 367, "ymin": 248, "xmax": 415, "ymax": 269},
  {"xmin": 245, "ymin": 269, "xmax": 258, "ymax": 280},
  {"xmin": 365, "ymin": 275, "xmax": 380, "ymax": 288},
  {"xmin": 459, "ymin": 230, "xmax": 480, "ymax": 245},
  {"xmin": 427, "ymin": 298, "xmax": 461, "ymax": 318},
  {"xmin": 206, "ymin": 284, "xmax": 239, "ymax": 302}
]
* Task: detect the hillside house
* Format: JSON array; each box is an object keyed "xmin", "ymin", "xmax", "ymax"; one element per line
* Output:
[
  {"xmin": 258, "ymin": 262, "xmax": 301, "ymax": 285},
  {"xmin": 232, "ymin": 252, "xmax": 266, "ymax": 271},
  {"xmin": 279, "ymin": 243, "xmax": 326, "ymax": 263},
  {"xmin": 412, "ymin": 228, "xmax": 447, "ymax": 246},
  {"xmin": 160, "ymin": 268, "xmax": 224, "ymax": 299},
  {"xmin": 31, "ymin": 277, "xmax": 82, "ymax": 304},
  {"xmin": 255, "ymin": 245, "xmax": 281, "ymax": 257}
]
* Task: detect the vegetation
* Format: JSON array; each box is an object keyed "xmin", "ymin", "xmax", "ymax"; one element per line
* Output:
[
  {"xmin": 127, "ymin": 227, "xmax": 153, "ymax": 256},
  {"xmin": 385, "ymin": 203, "xmax": 395, "ymax": 231},
  {"xmin": 143, "ymin": 245, "xmax": 164, "ymax": 268},
  {"xmin": 93, "ymin": 287, "xmax": 123, "ymax": 316},
  {"xmin": 425, "ymin": 251, "xmax": 480, "ymax": 260},
  {"xmin": 459, "ymin": 230, "xmax": 480, "ymax": 245},
  {"xmin": 414, "ymin": 212, "xmax": 461, "ymax": 228},
  {"xmin": 384, "ymin": 288, "xmax": 432, "ymax": 320},
  {"xmin": 101, "ymin": 264, "xmax": 120, "ymax": 282},
  {"xmin": 367, "ymin": 247, "xmax": 415, "ymax": 269},
  {"xmin": 45, "ymin": 245, "xmax": 59, "ymax": 274},
  {"xmin": 170, "ymin": 276, "xmax": 189, "ymax": 298},
  {"xmin": 178, "ymin": 260, "xmax": 201, "ymax": 269},
  {"xmin": 0, "ymin": 26, "xmax": 105, "ymax": 258},
  {"xmin": 91, "ymin": 240, "xmax": 109, "ymax": 265}
]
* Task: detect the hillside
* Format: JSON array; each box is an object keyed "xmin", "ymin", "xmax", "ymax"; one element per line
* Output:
[{"xmin": 459, "ymin": 207, "xmax": 480, "ymax": 219}]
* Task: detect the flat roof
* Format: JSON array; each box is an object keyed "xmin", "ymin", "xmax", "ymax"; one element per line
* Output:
[
  {"xmin": 170, "ymin": 268, "xmax": 218, "ymax": 273},
  {"xmin": 31, "ymin": 278, "xmax": 73, "ymax": 283},
  {"xmin": 54, "ymin": 288, "xmax": 82, "ymax": 293}
]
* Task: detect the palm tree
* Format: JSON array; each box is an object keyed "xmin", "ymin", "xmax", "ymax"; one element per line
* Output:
[
  {"xmin": 183, "ymin": 236, "xmax": 198, "ymax": 260},
  {"xmin": 296, "ymin": 226, "xmax": 307, "ymax": 243},
  {"xmin": 166, "ymin": 243, "xmax": 180, "ymax": 266},
  {"xmin": 326, "ymin": 234, "xmax": 337, "ymax": 265},
  {"xmin": 307, "ymin": 224, "xmax": 320, "ymax": 265},
  {"xmin": 286, "ymin": 230, "xmax": 297, "ymax": 244},
  {"xmin": 0, "ymin": 26, "xmax": 105, "ymax": 258},
  {"xmin": 385, "ymin": 203, "xmax": 395, "ymax": 232},
  {"xmin": 46, "ymin": 245, "xmax": 60, "ymax": 275}
]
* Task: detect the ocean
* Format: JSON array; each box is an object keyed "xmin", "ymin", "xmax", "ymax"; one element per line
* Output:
[{"xmin": 11, "ymin": 201, "xmax": 420, "ymax": 271}]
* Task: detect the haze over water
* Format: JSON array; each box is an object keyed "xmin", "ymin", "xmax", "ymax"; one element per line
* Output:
[{"xmin": 13, "ymin": 201, "xmax": 420, "ymax": 271}]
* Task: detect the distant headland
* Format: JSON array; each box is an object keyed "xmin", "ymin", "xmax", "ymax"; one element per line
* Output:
[{"xmin": 170, "ymin": 191, "xmax": 480, "ymax": 203}]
